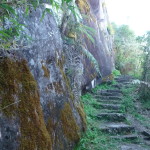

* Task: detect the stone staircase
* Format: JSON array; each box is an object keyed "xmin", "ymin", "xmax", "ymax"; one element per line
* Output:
[{"xmin": 92, "ymin": 75, "xmax": 150, "ymax": 150}]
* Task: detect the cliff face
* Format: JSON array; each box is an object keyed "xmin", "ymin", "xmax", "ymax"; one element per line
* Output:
[
  {"xmin": 0, "ymin": 1, "xmax": 114, "ymax": 150},
  {"xmin": 77, "ymin": 0, "xmax": 114, "ymax": 89}
]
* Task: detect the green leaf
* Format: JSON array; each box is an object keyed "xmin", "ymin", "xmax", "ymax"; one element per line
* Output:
[
  {"xmin": 80, "ymin": 45, "xmax": 102, "ymax": 77},
  {"xmin": 65, "ymin": 0, "xmax": 73, "ymax": 3},
  {"xmin": 49, "ymin": 0, "xmax": 54, "ymax": 5},
  {"xmin": 0, "ymin": 4, "xmax": 16, "ymax": 15},
  {"xmin": 0, "ymin": 30, "xmax": 10, "ymax": 38},
  {"xmin": 25, "ymin": 5, "xmax": 29, "ymax": 16},
  {"xmin": 79, "ymin": 28, "xmax": 95, "ymax": 44},
  {"xmin": 81, "ymin": 24, "xmax": 96, "ymax": 35},
  {"xmin": 40, "ymin": 8, "xmax": 52, "ymax": 22}
]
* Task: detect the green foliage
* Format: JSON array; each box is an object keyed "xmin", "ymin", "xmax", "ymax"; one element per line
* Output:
[
  {"xmin": 80, "ymin": 45, "xmax": 101, "ymax": 77},
  {"xmin": 91, "ymin": 83, "xmax": 110, "ymax": 93},
  {"xmin": 0, "ymin": 0, "xmax": 96, "ymax": 50},
  {"xmin": 142, "ymin": 100, "xmax": 150, "ymax": 109},
  {"xmin": 112, "ymin": 69, "xmax": 121, "ymax": 77},
  {"xmin": 107, "ymin": 23, "xmax": 114, "ymax": 35},
  {"xmin": 0, "ymin": 0, "xmax": 76, "ymax": 49},
  {"xmin": 121, "ymin": 85, "xmax": 150, "ymax": 128},
  {"xmin": 77, "ymin": 24, "xmax": 96, "ymax": 44},
  {"xmin": 139, "ymin": 31, "xmax": 150, "ymax": 102},
  {"xmin": 113, "ymin": 24, "xmax": 144, "ymax": 77},
  {"xmin": 121, "ymin": 86, "xmax": 136, "ymax": 113}
]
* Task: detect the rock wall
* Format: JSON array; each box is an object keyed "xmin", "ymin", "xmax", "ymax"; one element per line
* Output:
[
  {"xmin": 0, "ymin": 0, "xmax": 114, "ymax": 150},
  {"xmin": 77, "ymin": 0, "xmax": 114, "ymax": 90}
]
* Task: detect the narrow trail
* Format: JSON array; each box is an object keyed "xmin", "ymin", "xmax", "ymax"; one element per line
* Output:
[{"xmin": 91, "ymin": 75, "xmax": 150, "ymax": 150}]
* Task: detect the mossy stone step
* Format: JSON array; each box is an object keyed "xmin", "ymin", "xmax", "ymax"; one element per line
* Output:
[
  {"xmin": 141, "ymin": 131, "xmax": 150, "ymax": 140},
  {"xmin": 111, "ymin": 134, "xmax": 138, "ymax": 141},
  {"xmin": 122, "ymin": 82, "xmax": 131, "ymax": 85},
  {"xmin": 92, "ymin": 104, "xmax": 122, "ymax": 111},
  {"xmin": 97, "ymin": 113, "xmax": 126, "ymax": 122},
  {"xmin": 99, "ymin": 109, "xmax": 123, "ymax": 113},
  {"xmin": 98, "ymin": 104, "xmax": 122, "ymax": 110},
  {"xmin": 120, "ymin": 144, "xmax": 149, "ymax": 150},
  {"xmin": 98, "ymin": 91, "xmax": 123, "ymax": 97},
  {"xmin": 94, "ymin": 95, "xmax": 122, "ymax": 100},
  {"xmin": 116, "ymin": 79, "xmax": 131, "ymax": 83},
  {"xmin": 112, "ymin": 84, "xmax": 123, "ymax": 89},
  {"xmin": 99, "ymin": 123, "xmax": 135, "ymax": 135},
  {"xmin": 97, "ymin": 89, "xmax": 122, "ymax": 93},
  {"xmin": 97, "ymin": 99, "xmax": 122, "ymax": 104}
]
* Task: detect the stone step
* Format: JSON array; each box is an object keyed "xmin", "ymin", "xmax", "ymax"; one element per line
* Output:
[
  {"xmin": 99, "ymin": 91, "xmax": 123, "ymax": 97},
  {"xmin": 115, "ymin": 75, "xmax": 133, "ymax": 80},
  {"xmin": 115, "ymin": 76, "xmax": 133, "ymax": 81},
  {"xmin": 99, "ymin": 123, "xmax": 135, "ymax": 135},
  {"xmin": 112, "ymin": 84, "xmax": 132, "ymax": 89},
  {"xmin": 99, "ymin": 104, "xmax": 122, "ymax": 110},
  {"xmin": 141, "ymin": 131, "xmax": 150, "ymax": 140},
  {"xmin": 95, "ymin": 96, "xmax": 123, "ymax": 101},
  {"xmin": 120, "ymin": 144, "xmax": 149, "ymax": 150},
  {"xmin": 104, "ymin": 89, "xmax": 122, "ymax": 93},
  {"xmin": 97, "ymin": 89, "xmax": 122, "ymax": 94},
  {"xmin": 112, "ymin": 84, "xmax": 123, "ymax": 89},
  {"xmin": 97, "ymin": 89, "xmax": 122, "ymax": 93},
  {"xmin": 116, "ymin": 79, "xmax": 131, "ymax": 83},
  {"xmin": 122, "ymin": 85, "xmax": 132, "ymax": 88},
  {"xmin": 122, "ymin": 82, "xmax": 131, "ymax": 85},
  {"xmin": 111, "ymin": 134, "xmax": 138, "ymax": 141},
  {"xmin": 97, "ymin": 99, "xmax": 122, "ymax": 104},
  {"xmin": 99, "ymin": 109, "xmax": 122, "ymax": 113},
  {"xmin": 94, "ymin": 95, "xmax": 122, "ymax": 100},
  {"xmin": 92, "ymin": 104, "xmax": 122, "ymax": 111},
  {"xmin": 97, "ymin": 113, "xmax": 126, "ymax": 122}
]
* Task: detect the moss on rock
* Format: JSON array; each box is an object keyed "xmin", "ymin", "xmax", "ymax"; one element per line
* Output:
[
  {"xmin": 102, "ymin": 74, "xmax": 114, "ymax": 82},
  {"xmin": 60, "ymin": 102, "xmax": 80, "ymax": 142},
  {"xmin": 42, "ymin": 65, "xmax": 50, "ymax": 78},
  {"xmin": 76, "ymin": 104, "xmax": 87, "ymax": 132},
  {"xmin": 76, "ymin": 0, "xmax": 90, "ymax": 13},
  {"xmin": 56, "ymin": 57, "xmax": 75, "ymax": 100},
  {"xmin": 0, "ymin": 58, "xmax": 52, "ymax": 150}
]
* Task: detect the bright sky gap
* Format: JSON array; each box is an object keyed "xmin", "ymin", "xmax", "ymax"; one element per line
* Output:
[{"xmin": 106, "ymin": 0, "xmax": 150, "ymax": 35}]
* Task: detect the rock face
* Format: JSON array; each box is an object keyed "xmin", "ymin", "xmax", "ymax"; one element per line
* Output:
[
  {"xmin": 77, "ymin": 0, "xmax": 114, "ymax": 89},
  {"xmin": 0, "ymin": 0, "xmax": 114, "ymax": 150}
]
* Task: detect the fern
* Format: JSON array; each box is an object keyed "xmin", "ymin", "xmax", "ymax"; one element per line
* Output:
[
  {"xmin": 75, "ymin": 23, "xmax": 96, "ymax": 44},
  {"xmin": 80, "ymin": 45, "xmax": 102, "ymax": 77},
  {"xmin": 0, "ymin": 0, "xmax": 96, "ymax": 50}
]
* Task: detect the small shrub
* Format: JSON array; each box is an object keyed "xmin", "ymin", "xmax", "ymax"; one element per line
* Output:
[{"xmin": 112, "ymin": 69, "xmax": 121, "ymax": 77}]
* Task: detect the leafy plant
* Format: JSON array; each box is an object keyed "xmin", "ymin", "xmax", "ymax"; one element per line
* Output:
[
  {"xmin": 0, "ymin": 0, "xmax": 76, "ymax": 49},
  {"xmin": 113, "ymin": 24, "xmax": 144, "ymax": 77},
  {"xmin": 112, "ymin": 69, "xmax": 121, "ymax": 77},
  {"xmin": 107, "ymin": 23, "xmax": 114, "ymax": 35},
  {"xmin": 77, "ymin": 24, "xmax": 96, "ymax": 44},
  {"xmin": 80, "ymin": 45, "xmax": 101, "ymax": 77}
]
